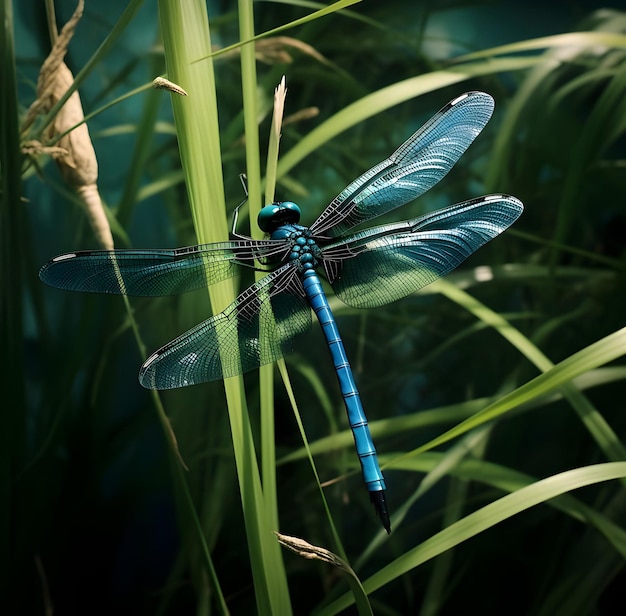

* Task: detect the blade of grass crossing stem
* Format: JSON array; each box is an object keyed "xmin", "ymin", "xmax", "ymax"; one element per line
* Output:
[
  {"xmin": 277, "ymin": 362, "xmax": 350, "ymax": 563},
  {"xmin": 262, "ymin": 81, "xmax": 285, "ymax": 532},
  {"xmin": 258, "ymin": 77, "xmax": 286, "ymax": 530}
]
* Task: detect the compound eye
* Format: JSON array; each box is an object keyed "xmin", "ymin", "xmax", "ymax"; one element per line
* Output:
[{"xmin": 257, "ymin": 201, "xmax": 301, "ymax": 232}]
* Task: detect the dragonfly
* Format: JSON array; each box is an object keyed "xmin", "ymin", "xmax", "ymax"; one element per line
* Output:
[{"xmin": 40, "ymin": 91, "xmax": 523, "ymax": 533}]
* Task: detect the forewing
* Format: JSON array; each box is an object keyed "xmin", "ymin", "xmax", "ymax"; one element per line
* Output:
[
  {"xmin": 139, "ymin": 264, "xmax": 311, "ymax": 388},
  {"xmin": 310, "ymin": 91, "xmax": 495, "ymax": 237},
  {"xmin": 38, "ymin": 239, "xmax": 287, "ymax": 296},
  {"xmin": 324, "ymin": 195, "xmax": 523, "ymax": 309}
]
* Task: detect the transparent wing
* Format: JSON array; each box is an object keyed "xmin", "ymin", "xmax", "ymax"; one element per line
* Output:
[
  {"xmin": 322, "ymin": 195, "xmax": 523, "ymax": 309},
  {"xmin": 38, "ymin": 239, "xmax": 288, "ymax": 296},
  {"xmin": 139, "ymin": 264, "xmax": 311, "ymax": 388},
  {"xmin": 310, "ymin": 91, "xmax": 495, "ymax": 237}
]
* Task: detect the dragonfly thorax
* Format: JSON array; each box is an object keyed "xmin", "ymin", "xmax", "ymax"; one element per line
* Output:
[
  {"xmin": 290, "ymin": 233, "xmax": 321, "ymax": 272},
  {"xmin": 268, "ymin": 224, "xmax": 321, "ymax": 272}
]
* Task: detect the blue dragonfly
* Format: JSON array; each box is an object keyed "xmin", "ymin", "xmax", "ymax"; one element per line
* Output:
[{"xmin": 40, "ymin": 91, "xmax": 523, "ymax": 533}]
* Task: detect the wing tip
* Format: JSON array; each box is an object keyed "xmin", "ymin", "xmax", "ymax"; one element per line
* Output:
[
  {"xmin": 139, "ymin": 353, "xmax": 158, "ymax": 387},
  {"xmin": 450, "ymin": 90, "xmax": 495, "ymax": 115},
  {"xmin": 483, "ymin": 193, "xmax": 524, "ymax": 213},
  {"xmin": 39, "ymin": 253, "xmax": 80, "ymax": 288}
]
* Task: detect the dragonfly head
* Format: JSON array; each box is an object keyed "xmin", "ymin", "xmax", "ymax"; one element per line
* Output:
[{"xmin": 258, "ymin": 201, "xmax": 301, "ymax": 232}]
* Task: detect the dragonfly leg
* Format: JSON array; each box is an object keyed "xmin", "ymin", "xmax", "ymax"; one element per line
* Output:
[{"xmin": 230, "ymin": 174, "xmax": 250, "ymax": 237}]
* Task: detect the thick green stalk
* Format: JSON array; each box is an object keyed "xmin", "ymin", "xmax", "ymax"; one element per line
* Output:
[{"xmin": 158, "ymin": 0, "xmax": 286, "ymax": 613}]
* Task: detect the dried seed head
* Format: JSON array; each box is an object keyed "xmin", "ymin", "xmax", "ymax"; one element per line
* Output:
[{"xmin": 22, "ymin": 0, "xmax": 113, "ymax": 249}]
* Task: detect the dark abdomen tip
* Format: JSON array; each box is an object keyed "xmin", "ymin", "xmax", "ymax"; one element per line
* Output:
[{"xmin": 370, "ymin": 490, "xmax": 391, "ymax": 534}]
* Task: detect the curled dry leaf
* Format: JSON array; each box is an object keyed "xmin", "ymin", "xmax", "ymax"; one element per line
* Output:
[
  {"xmin": 271, "ymin": 75, "xmax": 287, "ymax": 138},
  {"xmin": 274, "ymin": 532, "xmax": 354, "ymax": 574},
  {"xmin": 21, "ymin": 140, "xmax": 68, "ymax": 158},
  {"xmin": 284, "ymin": 106, "xmax": 320, "ymax": 127},
  {"xmin": 152, "ymin": 76, "xmax": 188, "ymax": 96},
  {"xmin": 255, "ymin": 36, "xmax": 330, "ymax": 66},
  {"xmin": 213, "ymin": 35, "xmax": 329, "ymax": 67}
]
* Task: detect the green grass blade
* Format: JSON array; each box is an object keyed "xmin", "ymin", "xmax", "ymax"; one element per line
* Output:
[
  {"xmin": 277, "ymin": 361, "xmax": 347, "ymax": 560},
  {"xmin": 386, "ymin": 453, "xmax": 626, "ymax": 558},
  {"xmin": 238, "ymin": 2, "xmax": 292, "ymax": 612},
  {"xmin": 435, "ymin": 280, "xmax": 626, "ymax": 464},
  {"xmin": 275, "ymin": 57, "xmax": 539, "ymax": 177},
  {"xmin": 410, "ymin": 323, "xmax": 626, "ymax": 457},
  {"xmin": 197, "ymin": 0, "xmax": 363, "ymax": 62},
  {"xmin": 260, "ymin": 78, "xmax": 285, "ymax": 530},
  {"xmin": 319, "ymin": 463, "xmax": 626, "ymax": 615},
  {"xmin": 457, "ymin": 31, "xmax": 626, "ymax": 61}
]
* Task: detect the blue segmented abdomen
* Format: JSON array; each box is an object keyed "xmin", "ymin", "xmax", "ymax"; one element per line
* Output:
[{"xmin": 300, "ymin": 267, "xmax": 386, "ymax": 494}]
